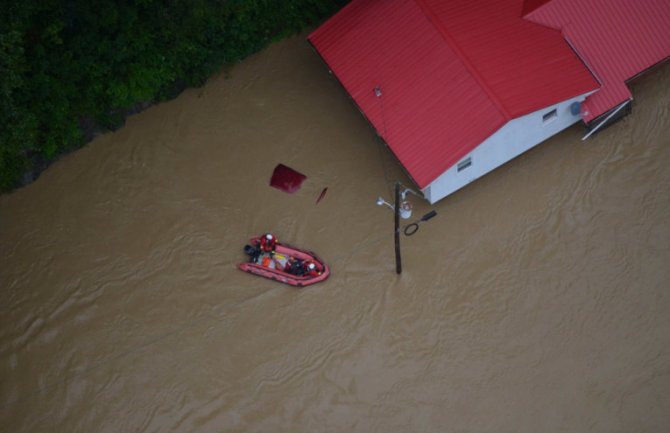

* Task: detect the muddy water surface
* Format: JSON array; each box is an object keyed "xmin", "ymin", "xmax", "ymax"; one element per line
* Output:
[{"xmin": 1, "ymin": 35, "xmax": 669, "ymax": 432}]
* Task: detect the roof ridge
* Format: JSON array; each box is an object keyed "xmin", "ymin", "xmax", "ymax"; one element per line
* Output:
[{"xmin": 412, "ymin": 0, "xmax": 511, "ymax": 120}]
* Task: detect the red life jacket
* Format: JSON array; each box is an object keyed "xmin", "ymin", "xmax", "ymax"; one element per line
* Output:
[
  {"xmin": 303, "ymin": 261, "xmax": 319, "ymax": 277},
  {"xmin": 260, "ymin": 235, "xmax": 276, "ymax": 252}
]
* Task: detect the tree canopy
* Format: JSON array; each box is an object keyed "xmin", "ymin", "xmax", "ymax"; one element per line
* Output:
[{"xmin": 0, "ymin": 0, "xmax": 347, "ymax": 192}]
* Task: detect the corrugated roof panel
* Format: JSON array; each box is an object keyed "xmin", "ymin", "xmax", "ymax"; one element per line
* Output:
[
  {"xmin": 522, "ymin": 0, "xmax": 552, "ymax": 16},
  {"xmin": 526, "ymin": 0, "xmax": 670, "ymax": 121},
  {"xmin": 424, "ymin": 0, "xmax": 598, "ymax": 118},
  {"xmin": 309, "ymin": 0, "xmax": 506, "ymax": 188}
]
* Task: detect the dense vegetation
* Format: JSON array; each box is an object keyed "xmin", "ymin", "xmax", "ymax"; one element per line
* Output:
[{"xmin": 0, "ymin": 0, "xmax": 347, "ymax": 192}]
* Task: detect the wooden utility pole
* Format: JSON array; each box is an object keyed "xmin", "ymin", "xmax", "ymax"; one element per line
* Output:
[{"xmin": 394, "ymin": 182, "xmax": 402, "ymax": 274}]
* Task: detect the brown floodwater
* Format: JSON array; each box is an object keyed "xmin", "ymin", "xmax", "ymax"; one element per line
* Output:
[{"xmin": 1, "ymin": 34, "xmax": 669, "ymax": 433}]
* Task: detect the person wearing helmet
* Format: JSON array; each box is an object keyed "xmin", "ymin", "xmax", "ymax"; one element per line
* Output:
[
  {"xmin": 302, "ymin": 260, "xmax": 320, "ymax": 277},
  {"xmin": 259, "ymin": 233, "xmax": 277, "ymax": 255}
]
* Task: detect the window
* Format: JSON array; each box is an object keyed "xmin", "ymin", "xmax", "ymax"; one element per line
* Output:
[
  {"xmin": 457, "ymin": 157, "xmax": 472, "ymax": 172},
  {"xmin": 542, "ymin": 109, "xmax": 558, "ymax": 124}
]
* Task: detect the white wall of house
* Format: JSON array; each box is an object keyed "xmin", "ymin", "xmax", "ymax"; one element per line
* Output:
[{"xmin": 422, "ymin": 92, "xmax": 595, "ymax": 204}]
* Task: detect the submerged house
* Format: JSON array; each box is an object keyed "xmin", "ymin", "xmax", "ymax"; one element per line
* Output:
[{"xmin": 308, "ymin": 0, "xmax": 670, "ymax": 203}]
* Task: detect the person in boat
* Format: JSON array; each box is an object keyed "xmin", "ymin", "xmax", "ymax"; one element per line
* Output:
[
  {"xmin": 303, "ymin": 261, "xmax": 321, "ymax": 277},
  {"xmin": 258, "ymin": 233, "xmax": 277, "ymax": 255},
  {"xmin": 284, "ymin": 256, "xmax": 304, "ymax": 275}
]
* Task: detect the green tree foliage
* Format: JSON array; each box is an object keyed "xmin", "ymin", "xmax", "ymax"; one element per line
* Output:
[{"xmin": 0, "ymin": 0, "xmax": 347, "ymax": 192}]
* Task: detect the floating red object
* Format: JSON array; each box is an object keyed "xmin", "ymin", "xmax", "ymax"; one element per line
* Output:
[{"xmin": 270, "ymin": 164, "xmax": 306, "ymax": 193}]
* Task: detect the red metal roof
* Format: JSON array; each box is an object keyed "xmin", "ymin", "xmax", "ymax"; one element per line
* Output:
[
  {"xmin": 522, "ymin": 0, "xmax": 552, "ymax": 16},
  {"xmin": 525, "ymin": 0, "xmax": 670, "ymax": 122},
  {"xmin": 309, "ymin": 0, "xmax": 598, "ymax": 188}
]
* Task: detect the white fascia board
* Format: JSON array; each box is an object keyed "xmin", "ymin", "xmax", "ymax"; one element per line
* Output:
[{"xmin": 423, "ymin": 92, "xmax": 592, "ymax": 204}]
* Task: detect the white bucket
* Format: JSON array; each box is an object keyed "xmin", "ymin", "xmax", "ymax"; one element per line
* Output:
[{"xmin": 399, "ymin": 201, "xmax": 413, "ymax": 219}]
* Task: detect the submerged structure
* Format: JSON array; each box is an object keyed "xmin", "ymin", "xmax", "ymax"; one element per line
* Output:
[{"xmin": 309, "ymin": 0, "xmax": 670, "ymax": 203}]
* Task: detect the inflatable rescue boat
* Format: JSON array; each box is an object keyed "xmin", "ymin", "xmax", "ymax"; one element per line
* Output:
[{"xmin": 239, "ymin": 237, "xmax": 329, "ymax": 287}]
